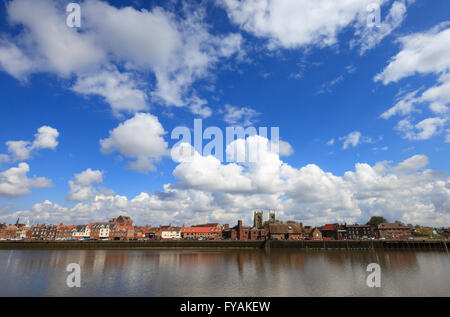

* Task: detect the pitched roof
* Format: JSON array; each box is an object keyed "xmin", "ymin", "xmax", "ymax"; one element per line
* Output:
[
  {"xmin": 269, "ymin": 224, "xmax": 303, "ymax": 234},
  {"xmin": 322, "ymin": 224, "xmax": 339, "ymax": 231},
  {"xmin": 378, "ymin": 223, "xmax": 410, "ymax": 229}
]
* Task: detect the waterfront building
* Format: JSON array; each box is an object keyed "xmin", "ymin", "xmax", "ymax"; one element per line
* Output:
[
  {"xmin": 222, "ymin": 220, "xmax": 266, "ymax": 240},
  {"xmin": 15, "ymin": 226, "xmax": 30, "ymax": 240},
  {"xmin": 253, "ymin": 211, "xmax": 264, "ymax": 229},
  {"xmin": 30, "ymin": 224, "xmax": 58, "ymax": 240},
  {"xmin": 181, "ymin": 226, "xmax": 222, "ymax": 240},
  {"xmin": 73, "ymin": 225, "xmax": 91, "ymax": 239},
  {"xmin": 268, "ymin": 223, "xmax": 304, "ymax": 240},
  {"xmin": 344, "ymin": 224, "xmax": 374, "ymax": 240},
  {"xmin": 161, "ymin": 229, "xmax": 181, "ymax": 240},
  {"xmin": 311, "ymin": 227, "xmax": 322, "ymax": 240},
  {"xmin": 321, "ymin": 224, "xmax": 345, "ymax": 240},
  {"xmin": 55, "ymin": 225, "xmax": 75, "ymax": 240},
  {"xmin": 378, "ymin": 223, "xmax": 412, "ymax": 239},
  {"xmin": 109, "ymin": 216, "xmax": 134, "ymax": 240},
  {"xmin": 90, "ymin": 223, "xmax": 114, "ymax": 240},
  {"xmin": 0, "ymin": 225, "xmax": 17, "ymax": 240}
]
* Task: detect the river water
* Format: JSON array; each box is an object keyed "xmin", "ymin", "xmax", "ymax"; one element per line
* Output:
[{"xmin": 0, "ymin": 249, "xmax": 448, "ymax": 296}]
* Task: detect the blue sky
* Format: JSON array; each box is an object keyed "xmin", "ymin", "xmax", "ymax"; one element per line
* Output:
[{"xmin": 0, "ymin": 0, "xmax": 449, "ymax": 227}]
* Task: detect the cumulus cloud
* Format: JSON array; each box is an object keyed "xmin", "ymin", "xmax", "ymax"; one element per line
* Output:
[
  {"xmin": 219, "ymin": 0, "xmax": 407, "ymax": 52},
  {"xmin": 2, "ymin": 126, "xmax": 59, "ymax": 162},
  {"xmin": 2, "ymin": 136, "xmax": 449, "ymax": 227},
  {"xmin": 0, "ymin": 0, "xmax": 242, "ymax": 116},
  {"xmin": 0, "ymin": 163, "xmax": 52, "ymax": 198},
  {"xmin": 100, "ymin": 113, "xmax": 169, "ymax": 173},
  {"xmin": 377, "ymin": 23, "xmax": 450, "ymax": 142},
  {"xmin": 72, "ymin": 69, "xmax": 148, "ymax": 116},
  {"xmin": 0, "ymin": 40, "xmax": 35, "ymax": 80},
  {"xmin": 278, "ymin": 140, "xmax": 294, "ymax": 157},
  {"xmin": 67, "ymin": 168, "xmax": 105, "ymax": 202}
]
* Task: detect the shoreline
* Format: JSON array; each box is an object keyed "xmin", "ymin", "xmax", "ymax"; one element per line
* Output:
[{"xmin": 0, "ymin": 239, "xmax": 448, "ymax": 251}]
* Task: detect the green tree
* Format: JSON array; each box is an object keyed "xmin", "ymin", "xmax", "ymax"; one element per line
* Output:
[{"xmin": 366, "ymin": 216, "xmax": 387, "ymax": 227}]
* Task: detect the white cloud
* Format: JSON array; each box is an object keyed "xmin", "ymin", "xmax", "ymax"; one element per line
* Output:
[
  {"xmin": 100, "ymin": 113, "xmax": 169, "ymax": 173},
  {"xmin": 278, "ymin": 140, "xmax": 294, "ymax": 157},
  {"xmin": 73, "ymin": 168, "xmax": 103, "ymax": 187},
  {"xmin": 380, "ymin": 89, "xmax": 421, "ymax": 119},
  {"xmin": 72, "ymin": 69, "xmax": 148, "ymax": 116},
  {"xmin": 0, "ymin": 0, "xmax": 243, "ymax": 115},
  {"xmin": 188, "ymin": 97, "xmax": 212, "ymax": 118},
  {"xmin": 355, "ymin": 0, "xmax": 409, "ymax": 54},
  {"xmin": 2, "ymin": 126, "xmax": 59, "ymax": 161},
  {"xmin": 394, "ymin": 154, "xmax": 428, "ymax": 173},
  {"xmin": 327, "ymin": 138, "xmax": 335, "ymax": 146},
  {"xmin": 377, "ymin": 23, "xmax": 450, "ymax": 142},
  {"xmin": 5, "ymin": 141, "xmax": 30, "ymax": 162},
  {"xmin": 396, "ymin": 117, "xmax": 447, "ymax": 141},
  {"xmin": 375, "ymin": 23, "xmax": 450, "ymax": 84},
  {"xmin": 219, "ymin": 0, "xmax": 406, "ymax": 52},
  {"xmin": 0, "ymin": 154, "xmax": 9, "ymax": 164},
  {"xmin": 0, "ymin": 40, "xmax": 35, "ymax": 80},
  {"xmin": 223, "ymin": 104, "xmax": 260, "ymax": 126},
  {"xmin": 7, "ymin": 0, "xmax": 105, "ymax": 76},
  {"xmin": 31, "ymin": 126, "xmax": 59, "ymax": 150},
  {"xmin": 67, "ymin": 168, "xmax": 105, "ymax": 202},
  {"xmin": 317, "ymin": 75, "xmax": 344, "ymax": 94},
  {"xmin": 0, "ymin": 163, "xmax": 52, "ymax": 198},
  {"xmin": 3, "ymin": 137, "xmax": 449, "ymax": 227},
  {"xmin": 340, "ymin": 131, "xmax": 362, "ymax": 149}
]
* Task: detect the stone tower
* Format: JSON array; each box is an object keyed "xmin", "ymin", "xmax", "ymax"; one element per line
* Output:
[
  {"xmin": 253, "ymin": 211, "xmax": 263, "ymax": 229},
  {"xmin": 269, "ymin": 211, "xmax": 276, "ymax": 224}
]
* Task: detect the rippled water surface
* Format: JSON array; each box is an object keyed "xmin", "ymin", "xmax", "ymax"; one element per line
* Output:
[{"xmin": 0, "ymin": 249, "xmax": 449, "ymax": 296}]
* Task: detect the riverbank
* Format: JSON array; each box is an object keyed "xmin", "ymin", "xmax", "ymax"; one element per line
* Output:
[{"xmin": 0, "ymin": 239, "xmax": 448, "ymax": 251}]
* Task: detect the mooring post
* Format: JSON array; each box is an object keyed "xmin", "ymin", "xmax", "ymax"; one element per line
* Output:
[{"xmin": 442, "ymin": 241, "xmax": 448, "ymax": 253}]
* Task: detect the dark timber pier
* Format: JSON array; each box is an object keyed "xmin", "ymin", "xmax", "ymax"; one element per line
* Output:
[{"xmin": 0, "ymin": 239, "xmax": 449, "ymax": 251}]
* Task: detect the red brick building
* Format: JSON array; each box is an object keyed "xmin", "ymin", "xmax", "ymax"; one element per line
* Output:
[
  {"xmin": 320, "ymin": 224, "xmax": 345, "ymax": 240},
  {"xmin": 222, "ymin": 220, "xmax": 266, "ymax": 240},
  {"xmin": 0, "ymin": 225, "xmax": 17, "ymax": 240},
  {"xmin": 56, "ymin": 225, "xmax": 75, "ymax": 240},
  {"xmin": 181, "ymin": 225, "xmax": 222, "ymax": 240},
  {"xmin": 30, "ymin": 225, "xmax": 58, "ymax": 240}
]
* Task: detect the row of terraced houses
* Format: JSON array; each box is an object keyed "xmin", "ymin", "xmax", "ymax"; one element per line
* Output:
[{"xmin": 1, "ymin": 212, "xmax": 449, "ymax": 241}]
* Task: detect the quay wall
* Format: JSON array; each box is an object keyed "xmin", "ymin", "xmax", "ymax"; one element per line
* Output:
[{"xmin": 0, "ymin": 240, "xmax": 448, "ymax": 251}]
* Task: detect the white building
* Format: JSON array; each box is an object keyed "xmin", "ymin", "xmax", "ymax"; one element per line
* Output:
[
  {"xmin": 73, "ymin": 225, "xmax": 91, "ymax": 239},
  {"xmin": 161, "ymin": 230, "xmax": 181, "ymax": 240}
]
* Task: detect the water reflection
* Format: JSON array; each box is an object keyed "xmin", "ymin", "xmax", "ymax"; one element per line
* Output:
[{"xmin": 0, "ymin": 249, "xmax": 448, "ymax": 296}]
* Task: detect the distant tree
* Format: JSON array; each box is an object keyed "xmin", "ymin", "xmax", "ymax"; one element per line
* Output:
[{"xmin": 366, "ymin": 216, "xmax": 387, "ymax": 227}]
